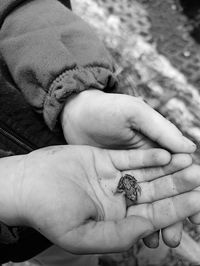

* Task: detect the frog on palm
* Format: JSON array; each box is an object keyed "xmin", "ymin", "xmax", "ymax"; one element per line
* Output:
[{"xmin": 116, "ymin": 174, "xmax": 141, "ymax": 204}]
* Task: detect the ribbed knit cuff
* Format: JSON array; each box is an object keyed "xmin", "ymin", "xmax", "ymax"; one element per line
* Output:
[{"xmin": 44, "ymin": 66, "xmax": 118, "ymax": 130}]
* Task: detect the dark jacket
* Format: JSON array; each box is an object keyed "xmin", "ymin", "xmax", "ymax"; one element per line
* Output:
[{"xmin": 0, "ymin": 0, "xmax": 117, "ymax": 262}]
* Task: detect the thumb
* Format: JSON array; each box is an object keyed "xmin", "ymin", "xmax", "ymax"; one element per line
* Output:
[
  {"xmin": 130, "ymin": 99, "xmax": 196, "ymax": 153},
  {"xmin": 55, "ymin": 216, "xmax": 153, "ymax": 254}
]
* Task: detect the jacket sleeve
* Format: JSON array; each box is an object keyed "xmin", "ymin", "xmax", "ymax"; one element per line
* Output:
[{"xmin": 0, "ymin": 0, "xmax": 117, "ymax": 130}]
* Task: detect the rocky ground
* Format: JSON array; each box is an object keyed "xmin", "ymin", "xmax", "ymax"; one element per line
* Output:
[{"xmin": 5, "ymin": 0, "xmax": 200, "ymax": 265}]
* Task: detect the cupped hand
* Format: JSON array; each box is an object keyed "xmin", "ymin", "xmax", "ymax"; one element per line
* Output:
[
  {"xmin": 7, "ymin": 145, "xmax": 200, "ymax": 254},
  {"xmin": 61, "ymin": 90, "xmax": 196, "ymax": 153}
]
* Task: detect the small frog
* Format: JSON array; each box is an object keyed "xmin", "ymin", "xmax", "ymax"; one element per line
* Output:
[{"xmin": 116, "ymin": 174, "xmax": 141, "ymax": 203}]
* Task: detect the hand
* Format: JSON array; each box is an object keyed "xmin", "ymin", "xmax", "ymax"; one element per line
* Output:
[
  {"xmin": 3, "ymin": 145, "xmax": 200, "ymax": 254},
  {"xmin": 61, "ymin": 90, "xmax": 196, "ymax": 153}
]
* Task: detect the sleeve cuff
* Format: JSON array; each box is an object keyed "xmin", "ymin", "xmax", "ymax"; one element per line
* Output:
[{"xmin": 44, "ymin": 66, "xmax": 118, "ymax": 130}]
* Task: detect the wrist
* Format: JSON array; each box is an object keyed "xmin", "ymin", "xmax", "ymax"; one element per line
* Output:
[
  {"xmin": 0, "ymin": 154, "xmax": 27, "ymax": 226},
  {"xmin": 60, "ymin": 89, "xmax": 103, "ymax": 122},
  {"xmin": 60, "ymin": 89, "xmax": 104, "ymax": 142}
]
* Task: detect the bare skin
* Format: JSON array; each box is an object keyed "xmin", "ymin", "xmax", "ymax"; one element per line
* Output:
[
  {"xmin": 61, "ymin": 89, "xmax": 196, "ymax": 248},
  {"xmin": 1, "ymin": 145, "xmax": 199, "ymax": 254},
  {"xmin": 61, "ymin": 90, "xmax": 196, "ymax": 152}
]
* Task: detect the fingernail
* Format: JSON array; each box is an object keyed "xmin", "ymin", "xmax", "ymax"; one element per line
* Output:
[{"xmin": 183, "ymin": 137, "xmax": 196, "ymax": 152}]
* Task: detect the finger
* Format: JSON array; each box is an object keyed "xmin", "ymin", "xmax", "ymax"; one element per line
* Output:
[
  {"xmin": 143, "ymin": 231, "xmax": 160, "ymax": 248},
  {"xmin": 189, "ymin": 187, "xmax": 200, "ymax": 224},
  {"xmin": 127, "ymin": 190, "xmax": 200, "ymax": 230},
  {"xmin": 108, "ymin": 148, "xmax": 171, "ymax": 171},
  {"xmin": 57, "ymin": 191, "xmax": 200, "ymax": 254},
  {"xmin": 138, "ymin": 165, "xmax": 200, "ymax": 203},
  {"xmin": 130, "ymin": 99, "xmax": 196, "ymax": 153},
  {"xmin": 122, "ymin": 153, "xmax": 192, "ymax": 182},
  {"xmin": 55, "ymin": 216, "xmax": 154, "ymax": 254},
  {"xmin": 162, "ymin": 222, "xmax": 183, "ymax": 248},
  {"xmin": 189, "ymin": 212, "xmax": 200, "ymax": 224}
]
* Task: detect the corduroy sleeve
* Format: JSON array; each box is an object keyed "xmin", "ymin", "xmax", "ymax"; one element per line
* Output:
[{"xmin": 0, "ymin": 0, "xmax": 117, "ymax": 129}]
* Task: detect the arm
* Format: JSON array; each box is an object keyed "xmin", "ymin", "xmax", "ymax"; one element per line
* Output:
[
  {"xmin": 0, "ymin": 154, "xmax": 25, "ymax": 224},
  {"xmin": 0, "ymin": 0, "xmax": 71, "ymax": 26},
  {"xmin": 0, "ymin": 0, "xmax": 116, "ymax": 129}
]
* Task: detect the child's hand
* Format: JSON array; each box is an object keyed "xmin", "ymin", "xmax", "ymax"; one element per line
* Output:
[
  {"xmin": 2, "ymin": 145, "xmax": 199, "ymax": 254},
  {"xmin": 61, "ymin": 90, "xmax": 196, "ymax": 153}
]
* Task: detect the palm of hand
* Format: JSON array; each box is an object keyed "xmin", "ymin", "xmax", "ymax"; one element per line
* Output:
[
  {"xmin": 17, "ymin": 145, "xmax": 198, "ymax": 253},
  {"xmin": 20, "ymin": 146, "xmax": 126, "ymax": 247}
]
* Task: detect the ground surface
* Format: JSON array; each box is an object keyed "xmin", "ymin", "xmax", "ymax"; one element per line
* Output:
[{"xmin": 5, "ymin": 0, "xmax": 200, "ymax": 265}]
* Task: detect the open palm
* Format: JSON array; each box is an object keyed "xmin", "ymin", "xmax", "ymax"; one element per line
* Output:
[{"xmin": 13, "ymin": 145, "xmax": 200, "ymax": 254}]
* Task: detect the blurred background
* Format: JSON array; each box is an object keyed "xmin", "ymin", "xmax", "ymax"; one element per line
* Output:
[{"xmin": 5, "ymin": 0, "xmax": 200, "ymax": 265}]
